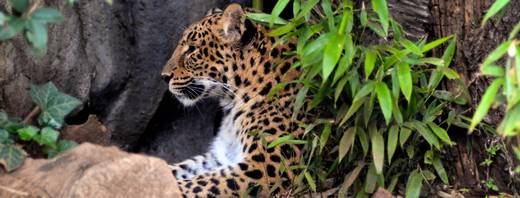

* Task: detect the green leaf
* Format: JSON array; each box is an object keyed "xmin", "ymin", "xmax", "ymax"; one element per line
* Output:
[
  {"xmin": 0, "ymin": 129, "xmax": 10, "ymax": 144},
  {"xmin": 269, "ymin": 0, "xmax": 289, "ymax": 27},
  {"xmin": 304, "ymin": 171, "xmax": 316, "ymax": 191},
  {"xmin": 339, "ymin": 99, "xmax": 364, "ymax": 126},
  {"xmin": 0, "ymin": 144, "xmax": 27, "ymax": 172},
  {"xmin": 401, "ymin": 39, "xmax": 422, "ymax": 56},
  {"xmin": 481, "ymin": 0, "xmax": 510, "ymax": 27},
  {"xmin": 26, "ymin": 19, "xmax": 48, "ymax": 51},
  {"xmin": 432, "ymin": 156, "xmax": 449, "ymax": 184},
  {"xmin": 481, "ymin": 41, "xmax": 512, "ymax": 69},
  {"xmin": 360, "ymin": 4, "xmax": 368, "ymax": 27},
  {"xmin": 10, "ymin": 0, "xmax": 28, "ymax": 13},
  {"xmin": 29, "ymin": 82, "xmax": 81, "ymax": 129},
  {"xmin": 497, "ymin": 104, "xmax": 520, "ymax": 136},
  {"xmin": 364, "ymin": 49, "xmax": 377, "ymax": 80},
  {"xmin": 353, "ymin": 81, "xmax": 375, "ymax": 102},
  {"xmin": 405, "ymin": 169, "xmax": 423, "ymax": 198},
  {"xmin": 338, "ymin": 162, "xmax": 365, "ymax": 197},
  {"xmin": 407, "ymin": 121, "xmax": 441, "ymax": 149},
  {"xmin": 357, "ymin": 127, "xmax": 369, "ymax": 157},
  {"xmin": 441, "ymin": 68, "xmax": 460, "ymax": 79},
  {"xmin": 364, "ymin": 163, "xmax": 378, "ymax": 193},
  {"xmin": 481, "ymin": 64, "xmax": 505, "ymax": 77},
  {"xmin": 375, "ymin": 82, "xmax": 393, "ymax": 124},
  {"xmin": 246, "ymin": 13, "xmax": 287, "ymax": 25},
  {"xmin": 370, "ymin": 0, "xmax": 389, "ymax": 36},
  {"xmin": 442, "ymin": 36, "xmax": 457, "ymax": 67},
  {"xmin": 31, "ymin": 8, "xmax": 64, "ymax": 23},
  {"xmin": 509, "ymin": 21, "xmax": 520, "ymax": 40},
  {"xmin": 387, "ymin": 125, "xmax": 398, "ymax": 163},
  {"xmin": 268, "ymin": 22, "xmax": 296, "ymax": 37},
  {"xmin": 16, "ymin": 126, "xmax": 38, "ymax": 141},
  {"xmin": 397, "ymin": 62, "xmax": 412, "ymax": 102},
  {"xmin": 0, "ymin": 17, "xmax": 26, "ymax": 40},
  {"xmin": 427, "ymin": 122, "xmax": 452, "ymax": 145},
  {"xmin": 47, "ymin": 140, "xmax": 78, "ymax": 158},
  {"xmin": 339, "ymin": 127, "xmax": 356, "ymax": 161},
  {"xmin": 469, "ymin": 78, "xmax": 504, "ymax": 132},
  {"xmin": 0, "ymin": 12, "xmax": 5, "ymax": 25},
  {"xmin": 319, "ymin": 123, "xmax": 332, "ymax": 153},
  {"xmin": 369, "ymin": 126, "xmax": 385, "ymax": 174},
  {"xmin": 323, "ymin": 33, "xmax": 344, "ymax": 82},
  {"xmin": 292, "ymin": 86, "xmax": 308, "ymax": 120},
  {"xmin": 34, "ymin": 127, "xmax": 59, "ymax": 148},
  {"xmin": 422, "ymin": 35, "xmax": 453, "ymax": 53}
]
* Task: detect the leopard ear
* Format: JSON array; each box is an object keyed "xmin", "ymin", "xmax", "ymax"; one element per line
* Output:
[
  {"xmin": 219, "ymin": 4, "xmax": 245, "ymax": 43},
  {"xmin": 205, "ymin": 8, "xmax": 222, "ymax": 16}
]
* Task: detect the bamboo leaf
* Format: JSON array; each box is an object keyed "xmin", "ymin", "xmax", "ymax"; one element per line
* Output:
[
  {"xmin": 269, "ymin": 0, "xmax": 290, "ymax": 27},
  {"xmin": 397, "ymin": 62, "xmax": 412, "ymax": 102},
  {"xmin": 338, "ymin": 162, "xmax": 365, "ymax": 197},
  {"xmin": 422, "ymin": 35, "xmax": 452, "ymax": 53},
  {"xmin": 370, "ymin": 126, "xmax": 385, "ymax": 174},
  {"xmin": 481, "ymin": 0, "xmax": 510, "ymax": 27},
  {"xmin": 427, "ymin": 122, "xmax": 452, "ymax": 145},
  {"xmin": 364, "ymin": 49, "xmax": 377, "ymax": 80},
  {"xmin": 432, "ymin": 156, "xmax": 449, "ymax": 184},
  {"xmin": 469, "ymin": 78, "xmax": 504, "ymax": 132},
  {"xmin": 375, "ymin": 82, "xmax": 393, "ymax": 124},
  {"xmin": 481, "ymin": 41, "xmax": 512, "ymax": 69},
  {"xmin": 370, "ymin": 0, "xmax": 389, "ymax": 35},
  {"xmin": 387, "ymin": 125, "xmax": 398, "ymax": 163},
  {"xmin": 323, "ymin": 33, "xmax": 344, "ymax": 82},
  {"xmin": 339, "ymin": 127, "xmax": 356, "ymax": 161},
  {"xmin": 406, "ymin": 121, "xmax": 441, "ymax": 150},
  {"xmin": 405, "ymin": 169, "xmax": 423, "ymax": 198},
  {"xmin": 399, "ymin": 127, "xmax": 412, "ymax": 148}
]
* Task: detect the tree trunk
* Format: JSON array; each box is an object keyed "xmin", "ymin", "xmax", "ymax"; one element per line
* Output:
[{"xmin": 430, "ymin": 0, "xmax": 520, "ymax": 194}]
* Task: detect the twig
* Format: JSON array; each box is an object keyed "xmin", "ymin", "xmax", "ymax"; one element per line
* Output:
[
  {"xmin": 22, "ymin": 0, "xmax": 43, "ymax": 19},
  {"xmin": 0, "ymin": 184, "xmax": 29, "ymax": 196},
  {"xmin": 22, "ymin": 106, "xmax": 41, "ymax": 125}
]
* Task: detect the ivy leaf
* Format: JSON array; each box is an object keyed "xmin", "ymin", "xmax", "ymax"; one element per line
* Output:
[
  {"xmin": 17, "ymin": 126, "xmax": 38, "ymax": 141},
  {"xmin": 32, "ymin": 8, "xmax": 64, "ymax": 23},
  {"xmin": 46, "ymin": 140, "xmax": 78, "ymax": 158},
  {"xmin": 0, "ymin": 144, "xmax": 27, "ymax": 172},
  {"xmin": 10, "ymin": 0, "xmax": 28, "ymax": 13},
  {"xmin": 0, "ymin": 129, "xmax": 10, "ymax": 144},
  {"xmin": 0, "ymin": 17, "xmax": 26, "ymax": 40},
  {"xmin": 29, "ymin": 82, "xmax": 81, "ymax": 129},
  {"xmin": 25, "ymin": 19, "xmax": 48, "ymax": 54},
  {"xmin": 34, "ymin": 127, "xmax": 59, "ymax": 148},
  {"xmin": 0, "ymin": 12, "xmax": 5, "ymax": 25}
]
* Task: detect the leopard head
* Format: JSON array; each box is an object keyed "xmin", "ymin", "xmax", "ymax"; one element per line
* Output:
[{"xmin": 161, "ymin": 4, "xmax": 252, "ymax": 106}]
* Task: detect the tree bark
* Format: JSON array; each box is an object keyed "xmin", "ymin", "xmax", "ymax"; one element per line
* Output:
[{"xmin": 430, "ymin": 0, "xmax": 520, "ymax": 194}]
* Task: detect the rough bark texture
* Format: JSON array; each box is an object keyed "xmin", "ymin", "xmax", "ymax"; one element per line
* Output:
[
  {"xmin": 430, "ymin": 0, "xmax": 520, "ymax": 194},
  {"xmin": 0, "ymin": 143, "xmax": 181, "ymax": 197}
]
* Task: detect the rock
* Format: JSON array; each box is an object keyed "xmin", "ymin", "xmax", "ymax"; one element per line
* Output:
[
  {"xmin": 62, "ymin": 115, "xmax": 109, "ymax": 146},
  {"xmin": 0, "ymin": 143, "xmax": 181, "ymax": 197}
]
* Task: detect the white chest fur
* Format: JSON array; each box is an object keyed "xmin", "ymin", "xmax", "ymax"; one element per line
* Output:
[{"xmin": 208, "ymin": 108, "xmax": 244, "ymax": 166}]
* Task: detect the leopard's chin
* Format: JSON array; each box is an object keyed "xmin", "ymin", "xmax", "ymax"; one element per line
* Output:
[{"xmin": 169, "ymin": 83, "xmax": 206, "ymax": 106}]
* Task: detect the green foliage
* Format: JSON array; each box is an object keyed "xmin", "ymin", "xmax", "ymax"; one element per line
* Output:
[
  {"xmin": 0, "ymin": 82, "xmax": 80, "ymax": 172},
  {"xmin": 248, "ymin": 0, "xmax": 467, "ymax": 195},
  {"xmin": 471, "ymin": 0, "xmax": 520, "ymax": 137}
]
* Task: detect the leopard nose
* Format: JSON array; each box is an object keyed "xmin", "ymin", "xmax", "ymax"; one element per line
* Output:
[{"xmin": 161, "ymin": 74, "xmax": 172, "ymax": 83}]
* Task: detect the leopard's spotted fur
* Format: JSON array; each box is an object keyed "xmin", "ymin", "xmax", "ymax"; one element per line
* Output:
[{"xmin": 161, "ymin": 4, "xmax": 306, "ymax": 197}]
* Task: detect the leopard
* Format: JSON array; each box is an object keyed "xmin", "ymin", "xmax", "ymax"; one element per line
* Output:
[{"xmin": 161, "ymin": 4, "xmax": 308, "ymax": 197}]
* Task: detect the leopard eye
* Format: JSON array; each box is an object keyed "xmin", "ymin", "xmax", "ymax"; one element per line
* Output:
[{"xmin": 187, "ymin": 45, "xmax": 196, "ymax": 53}]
